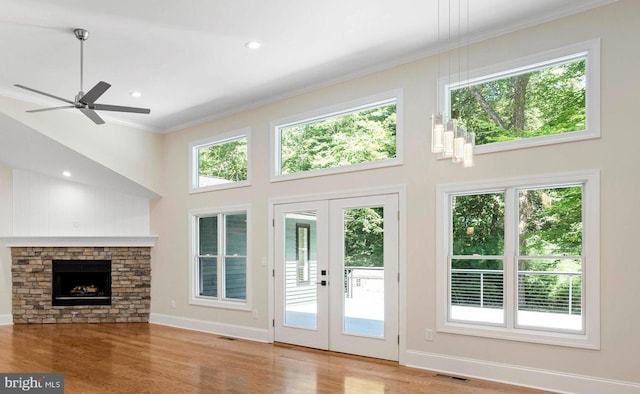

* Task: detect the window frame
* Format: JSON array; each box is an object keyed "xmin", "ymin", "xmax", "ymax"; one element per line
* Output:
[
  {"xmin": 270, "ymin": 89, "xmax": 403, "ymax": 182},
  {"xmin": 295, "ymin": 223, "xmax": 311, "ymax": 285},
  {"xmin": 439, "ymin": 39, "xmax": 600, "ymax": 156},
  {"xmin": 189, "ymin": 128, "xmax": 251, "ymax": 194},
  {"xmin": 435, "ymin": 170, "xmax": 600, "ymax": 349},
  {"xmin": 189, "ymin": 205, "xmax": 251, "ymax": 310}
]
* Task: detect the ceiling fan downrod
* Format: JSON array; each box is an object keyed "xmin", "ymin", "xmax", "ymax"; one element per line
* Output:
[
  {"xmin": 14, "ymin": 27, "xmax": 150, "ymax": 125},
  {"xmin": 74, "ymin": 28, "xmax": 89, "ymax": 101}
]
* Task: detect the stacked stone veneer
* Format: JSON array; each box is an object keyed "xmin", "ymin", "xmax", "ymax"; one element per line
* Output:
[{"xmin": 11, "ymin": 247, "xmax": 151, "ymax": 324}]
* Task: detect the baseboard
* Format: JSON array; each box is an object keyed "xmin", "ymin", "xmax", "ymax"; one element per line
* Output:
[
  {"xmin": 403, "ymin": 349, "xmax": 640, "ymax": 394},
  {"xmin": 149, "ymin": 313, "xmax": 270, "ymax": 343},
  {"xmin": 0, "ymin": 314, "xmax": 12, "ymax": 325}
]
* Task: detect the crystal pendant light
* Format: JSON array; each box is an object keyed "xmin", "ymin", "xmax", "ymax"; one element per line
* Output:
[
  {"xmin": 431, "ymin": 113, "xmax": 444, "ymax": 153},
  {"xmin": 453, "ymin": 126, "xmax": 466, "ymax": 163},
  {"xmin": 463, "ymin": 131, "xmax": 475, "ymax": 167},
  {"xmin": 442, "ymin": 118, "xmax": 456, "ymax": 158}
]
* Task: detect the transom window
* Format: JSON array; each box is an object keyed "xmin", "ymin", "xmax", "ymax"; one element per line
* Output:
[
  {"xmin": 190, "ymin": 207, "xmax": 250, "ymax": 309},
  {"xmin": 442, "ymin": 40, "xmax": 600, "ymax": 154},
  {"xmin": 436, "ymin": 171, "xmax": 600, "ymax": 348},
  {"xmin": 272, "ymin": 91, "xmax": 402, "ymax": 180},
  {"xmin": 189, "ymin": 128, "xmax": 250, "ymax": 193}
]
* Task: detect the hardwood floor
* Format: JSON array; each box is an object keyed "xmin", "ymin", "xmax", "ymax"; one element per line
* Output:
[{"xmin": 0, "ymin": 323, "xmax": 552, "ymax": 393}]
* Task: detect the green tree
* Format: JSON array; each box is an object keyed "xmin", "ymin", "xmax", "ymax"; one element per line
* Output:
[
  {"xmin": 279, "ymin": 104, "xmax": 396, "ymax": 269},
  {"xmin": 280, "ymin": 104, "xmax": 396, "ymax": 174},
  {"xmin": 451, "ymin": 186, "xmax": 583, "ymax": 314},
  {"xmin": 344, "ymin": 208, "xmax": 384, "ymax": 267},
  {"xmin": 452, "ymin": 59, "xmax": 586, "ymax": 145},
  {"xmin": 199, "ymin": 139, "xmax": 248, "ymax": 182}
]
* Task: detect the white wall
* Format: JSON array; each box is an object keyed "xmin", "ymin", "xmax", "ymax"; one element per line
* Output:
[
  {"xmin": 0, "ymin": 96, "xmax": 163, "ymax": 196},
  {"xmin": 12, "ymin": 169, "xmax": 150, "ymax": 236},
  {"xmin": 150, "ymin": 1, "xmax": 640, "ymax": 391}
]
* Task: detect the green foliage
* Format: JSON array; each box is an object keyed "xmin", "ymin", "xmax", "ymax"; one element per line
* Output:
[
  {"xmin": 280, "ymin": 104, "xmax": 396, "ymax": 174},
  {"xmin": 198, "ymin": 138, "xmax": 248, "ymax": 183},
  {"xmin": 518, "ymin": 271, "xmax": 581, "ymax": 314},
  {"xmin": 519, "ymin": 186, "xmax": 582, "ymax": 256},
  {"xmin": 344, "ymin": 207, "xmax": 384, "ymax": 267},
  {"xmin": 451, "ymin": 187, "xmax": 584, "ymax": 315},
  {"xmin": 451, "ymin": 59, "xmax": 586, "ymax": 145},
  {"xmin": 452, "ymin": 193, "xmax": 505, "ymax": 259},
  {"xmin": 278, "ymin": 104, "xmax": 396, "ymax": 270}
]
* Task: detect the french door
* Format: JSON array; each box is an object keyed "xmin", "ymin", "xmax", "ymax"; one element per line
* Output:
[{"xmin": 274, "ymin": 194, "xmax": 399, "ymax": 360}]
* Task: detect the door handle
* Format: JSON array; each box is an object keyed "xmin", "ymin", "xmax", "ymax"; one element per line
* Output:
[{"xmin": 316, "ymin": 280, "xmax": 327, "ymax": 286}]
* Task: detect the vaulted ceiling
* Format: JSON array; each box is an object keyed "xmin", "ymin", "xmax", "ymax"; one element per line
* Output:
[{"xmin": 0, "ymin": 0, "xmax": 617, "ymax": 133}]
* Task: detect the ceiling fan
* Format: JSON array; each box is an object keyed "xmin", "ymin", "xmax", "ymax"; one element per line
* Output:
[{"xmin": 14, "ymin": 28, "xmax": 150, "ymax": 125}]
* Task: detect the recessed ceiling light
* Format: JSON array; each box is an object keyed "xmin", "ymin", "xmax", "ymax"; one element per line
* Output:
[
  {"xmin": 245, "ymin": 41, "xmax": 261, "ymax": 49},
  {"xmin": 62, "ymin": 171, "xmax": 71, "ymax": 177},
  {"xmin": 130, "ymin": 91, "xmax": 142, "ymax": 98}
]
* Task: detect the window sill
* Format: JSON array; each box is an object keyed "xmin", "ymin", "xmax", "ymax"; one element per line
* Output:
[
  {"xmin": 271, "ymin": 158, "xmax": 403, "ymax": 183},
  {"xmin": 438, "ymin": 321, "xmax": 599, "ymax": 350},
  {"xmin": 189, "ymin": 297, "xmax": 251, "ymax": 311},
  {"xmin": 189, "ymin": 180, "xmax": 251, "ymax": 194}
]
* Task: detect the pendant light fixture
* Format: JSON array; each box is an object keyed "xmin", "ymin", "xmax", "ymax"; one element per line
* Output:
[{"xmin": 431, "ymin": 0, "xmax": 474, "ymax": 167}]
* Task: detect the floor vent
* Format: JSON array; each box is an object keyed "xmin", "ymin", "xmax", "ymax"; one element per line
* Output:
[
  {"xmin": 218, "ymin": 336, "xmax": 236, "ymax": 341},
  {"xmin": 434, "ymin": 373, "xmax": 468, "ymax": 382}
]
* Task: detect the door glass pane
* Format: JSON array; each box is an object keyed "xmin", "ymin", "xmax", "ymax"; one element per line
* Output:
[
  {"xmin": 343, "ymin": 207, "xmax": 384, "ymax": 337},
  {"xmin": 284, "ymin": 212, "xmax": 318, "ymax": 329}
]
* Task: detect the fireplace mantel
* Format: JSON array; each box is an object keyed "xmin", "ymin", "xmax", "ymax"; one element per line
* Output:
[{"xmin": 0, "ymin": 235, "xmax": 158, "ymax": 247}]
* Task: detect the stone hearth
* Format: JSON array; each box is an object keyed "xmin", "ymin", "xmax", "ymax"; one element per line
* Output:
[{"xmin": 11, "ymin": 247, "xmax": 151, "ymax": 324}]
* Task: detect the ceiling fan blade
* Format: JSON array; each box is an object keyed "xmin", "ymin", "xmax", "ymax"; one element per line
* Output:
[
  {"xmin": 93, "ymin": 103, "xmax": 151, "ymax": 114},
  {"xmin": 26, "ymin": 106, "xmax": 76, "ymax": 113},
  {"xmin": 14, "ymin": 84, "xmax": 75, "ymax": 105},
  {"xmin": 79, "ymin": 108, "xmax": 105, "ymax": 125},
  {"xmin": 79, "ymin": 81, "xmax": 111, "ymax": 105}
]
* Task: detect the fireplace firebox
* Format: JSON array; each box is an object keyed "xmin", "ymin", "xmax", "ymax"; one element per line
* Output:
[{"xmin": 52, "ymin": 260, "xmax": 112, "ymax": 306}]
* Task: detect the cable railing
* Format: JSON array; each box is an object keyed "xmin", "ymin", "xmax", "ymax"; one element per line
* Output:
[{"xmin": 451, "ymin": 269, "xmax": 581, "ymax": 315}]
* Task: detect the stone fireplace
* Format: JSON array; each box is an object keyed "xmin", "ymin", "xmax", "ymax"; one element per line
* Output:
[{"xmin": 10, "ymin": 244, "xmax": 152, "ymax": 324}]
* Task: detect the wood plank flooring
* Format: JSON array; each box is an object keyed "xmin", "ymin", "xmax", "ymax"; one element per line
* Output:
[{"xmin": 0, "ymin": 323, "xmax": 552, "ymax": 393}]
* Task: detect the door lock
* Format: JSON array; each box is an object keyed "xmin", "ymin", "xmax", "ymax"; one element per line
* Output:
[{"xmin": 316, "ymin": 280, "xmax": 327, "ymax": 286}]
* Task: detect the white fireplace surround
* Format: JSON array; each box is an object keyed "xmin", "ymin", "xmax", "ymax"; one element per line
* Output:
[{"xmin": 0, "ymin": 236, "xmax": 158, "ymax": 248}]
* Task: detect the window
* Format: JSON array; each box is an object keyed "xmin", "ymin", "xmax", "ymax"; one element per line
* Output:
[
  {"xmin": 436, "ymin": 171, "xmax": 600, "ymax": 348},
  {"xmin": 296, "ymin": 224, "xmax": 311, "ymax": 284},
  {"xmin": 190, "ymin": 206, "xmax": 250, "ymax": 309},
  {"xmin": 272, "ymin": 90, "xmax": 402, "ymax": 180},
  {"xmin": 189, "ymin": 128, "xmax": 250, "ymax": 193},
  {"xmin": 442, "ymin": 40, "xmax": 600, "ymax": 154}
]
